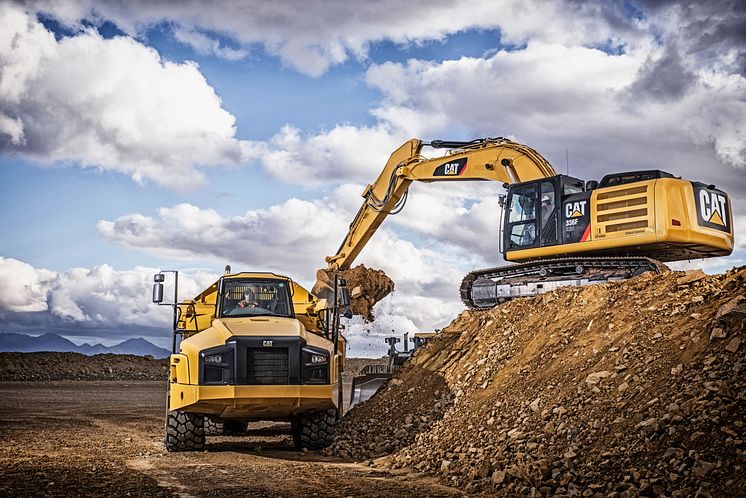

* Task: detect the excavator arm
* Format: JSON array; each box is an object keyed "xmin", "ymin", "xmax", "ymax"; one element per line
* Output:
[{"xmin": 325, "ymin": 137, "xmax": 556, "ymax": 271}]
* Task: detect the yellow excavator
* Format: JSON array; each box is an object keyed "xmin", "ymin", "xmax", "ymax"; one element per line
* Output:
[{"xmin": 315, "ymin": 138, "xmax": 734, "ymax": 308}]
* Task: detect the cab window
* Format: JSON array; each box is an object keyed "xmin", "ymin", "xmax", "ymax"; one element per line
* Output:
[
  {"xmin": 508, "ymin": 185, "xmax": 537, "ymax": 223},
  {"xmin": 507, "ymin": 185, "xmax": 537, "ymax": 248},
  {"xmin": 221, "ymin": 279, "xmax": 292, "ymax": 318}
]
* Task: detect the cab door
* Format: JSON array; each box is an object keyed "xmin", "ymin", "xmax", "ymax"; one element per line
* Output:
[
  {"xmin": 539, "ymin": 180, "xmax": 559, "ymax": 247},
  {"xmin": 504, "ymin": 183, "xmax": 539, "ymax": 252}
]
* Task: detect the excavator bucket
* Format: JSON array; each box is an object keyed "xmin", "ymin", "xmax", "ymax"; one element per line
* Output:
[{"xmin": 349, "ymin": 364, "xmax": 391, "ymax": 408}]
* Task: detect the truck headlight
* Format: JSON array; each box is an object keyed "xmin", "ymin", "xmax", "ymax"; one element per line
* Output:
[
  {"xmin": 201, "ymin": 348, "xmax": 234, "ymax": 385},
  {"xmin": 310, "ymin": 354, "xmax": 327, "ymax": 364},
  {"xmin": 302, "ymin": 348, "xmax": 330, "ymax": 384},
  {"xmin": 204, "ymin": 354, "xmax": 223, "ymax": 365}
]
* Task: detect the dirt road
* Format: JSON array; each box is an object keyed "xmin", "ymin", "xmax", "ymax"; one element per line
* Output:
[{"xmin": 0, "ymin": 381, "xmax": 461, "ymax": 497}]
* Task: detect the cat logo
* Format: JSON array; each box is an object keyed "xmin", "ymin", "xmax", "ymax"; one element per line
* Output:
[
  {"xmin": 433, "ymin": 157, "xmax": 467, "ymax": 176},
  {"xmin": 699, "ymin": 190, "xmax": 728, "ymax": 227},
  {"xmin": 444, "ymin": 162, "xmax": 460, "ymax": 175},
  {"xmin": 565, "ymin": 200, "xmax": 587, "ymax": 218},
  {"xmin": 263, "ymin": 340, "xmax": 273, "ymax": 347}
]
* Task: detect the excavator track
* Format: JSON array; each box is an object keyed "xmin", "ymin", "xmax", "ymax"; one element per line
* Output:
[{"xmin": 460, "ymin": 256, "xmax": 667, "ymax": 309}]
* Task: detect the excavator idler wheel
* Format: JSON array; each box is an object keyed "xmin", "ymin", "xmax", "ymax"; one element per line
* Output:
[
  {"xmin": 539, "ymin": 268, "xmax": 550, "ymax": 277},
  {"xmin": 575, "ymin": 265, "xmax": 585, "ymax": 274},
  {"xmin": 292, "ymin": 409, "xmax": 338, "ymax": 450},
  {"xmin": 165, "ymin": 410, "xmax": 205, "ymax": 452}
]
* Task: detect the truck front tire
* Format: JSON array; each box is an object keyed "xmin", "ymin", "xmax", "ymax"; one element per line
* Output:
[
  {"xmin": 292, "ymin": 409, "xmax": 338, "ymax": 450},
  {"xmin": 165, "ymin": 410, "xmax": 205, "ymax": 452}
]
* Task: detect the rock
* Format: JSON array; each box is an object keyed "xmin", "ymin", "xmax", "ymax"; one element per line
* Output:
[
  {"xmin": 585, "ymin": 371, "xmax": 613, "ymax": 384},
  {"xmin": 725, "ymin": 337, "xmax": 741, "ymax": 353},
  {"xmin": 530, "ymin": 397, "xmax": 541, "ymax": 413},
  {"xmin": 677, "ymin": 270, "xmax": 706, "ymax": 285},
  {"xmin": 326, "ymin": 269, "xmax": 746, "ymax": 498},
  {"xmin": 710, "ymin": 328, "xmax": 727, "ymax": 340},
  {"xmin": 636, "ymin": 418, "xmax": 658, "ymax": 428},
  {"xmin": 715, "ymin": 295, "xmax": 746, "ymax": 323},
  {"xmin": 691, "ymin": 459, "xmax": 716, "ymax": 479}
]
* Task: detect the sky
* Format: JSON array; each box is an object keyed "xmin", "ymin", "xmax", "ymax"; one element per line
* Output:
[{"xmin": 0, "ymin": 0, "xmax": 744, "ymax": 356}]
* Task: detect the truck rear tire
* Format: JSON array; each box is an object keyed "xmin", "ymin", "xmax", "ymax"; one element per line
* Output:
[
  {"xmin": 292, "ymin": 409, "xmax": 338, "ymax": 450},
  {"xmin": 203, "ymin": 417, "xmax": 224, "ymax": 436},
  {"xmin": 165, "ymin": 410, "xmax": 205, "ymax": 452},
  {"xmin": 204, "ymin": 417, "xmax": 248, "ymax": 436}
]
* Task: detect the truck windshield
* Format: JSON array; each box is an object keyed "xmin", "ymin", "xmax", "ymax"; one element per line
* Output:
[{"xmin": 220, "ymin": 279, "xmax": 293, "ymax": 318}]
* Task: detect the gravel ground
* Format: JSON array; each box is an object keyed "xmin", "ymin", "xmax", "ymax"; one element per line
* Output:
[{"xmin": 0, "ymin": 381, "xmax": 462, "ymax": 497}]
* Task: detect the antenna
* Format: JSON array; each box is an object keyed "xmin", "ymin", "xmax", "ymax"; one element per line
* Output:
[{"xmin": 565, "ymin": 148, "xmax": 569, "ymax": 175}]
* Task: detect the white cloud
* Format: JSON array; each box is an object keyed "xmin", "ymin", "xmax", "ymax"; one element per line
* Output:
[
  {"xmin": 25, "ymin": 0, "xmax": 646, "ymax": 77},
  {"xmin": 0, "ymin": 4, "xmax": 258, "ymax": 188},
  {"xmin": 256, "ymin": 38, "xmax": 745, "ymax": 216},
  {"xmin": 364, "ymin": 42, "xmax": 746, "ymax": 175},
  {"xmin": 97, "ymin": 197, "xmax": 349, "ymax": 283},
  {"xmin": 0, "ymin": 257, "xmax": 56, "ymax": 312},
  {"xmin": 258, "ymin": 124, "xmax": 407, "ymax": 185},
  {"xmin": 0, "ymin": 256, "xmax": 215, "ymax": 324},
  {"xmin": 172, "ymin": 26, "xmax": 249, "ymax": 61}
]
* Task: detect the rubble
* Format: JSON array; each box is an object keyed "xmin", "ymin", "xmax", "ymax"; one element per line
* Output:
[
  {"xmin": 339, "ymin": 265, "xmax": 395, "ymax": 320},
  {"xmin": 315, "ymin": 265, "xmax": 395, "ymax": 320},
  {"xmin": 331, "ymin": 267, "xmax": 746, "ymax": 497}
]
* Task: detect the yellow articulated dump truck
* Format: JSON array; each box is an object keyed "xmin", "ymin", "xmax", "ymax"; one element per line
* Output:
[{"xmin": 152, "ymin": 267, "xmax": 350, "ymax": 452}]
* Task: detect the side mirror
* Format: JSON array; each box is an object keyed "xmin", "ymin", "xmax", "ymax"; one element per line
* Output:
[
  {"xmin": 585, "ymin": 180, "xmax": 599, "ymax": 191},
  {"xmin": 339, "ymin": 287, "xmax": 351, "ymax": 307},
  {"xmin": 152, "ymin": 273, "xmax": 165, "ymax": 303},
  {"xmin": 498, "ymin": 193, "xmax": 506, "ymax": 208}
]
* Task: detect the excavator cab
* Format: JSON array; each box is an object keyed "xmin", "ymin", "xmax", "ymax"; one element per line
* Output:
[
  {"xmin": 503, "ymin": 175, "xmax": 586, "ymax": 254},
  {"xmin": 501, "ymin": 169, "xmax": 732, "ymax": 264}
]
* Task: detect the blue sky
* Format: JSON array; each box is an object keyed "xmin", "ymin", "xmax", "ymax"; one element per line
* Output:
[{"xmin": 1, "ymin": 1, "xmax": 744, "ymax": 355}]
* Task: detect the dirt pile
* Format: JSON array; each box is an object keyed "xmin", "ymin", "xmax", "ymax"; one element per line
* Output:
[
  {"xmin": 0, "ymin": 352, "xmax": 169, "ymax": 381},
  {"xmin": 331, "ymin": 268, "xmax": 746, "ymax": 497}
]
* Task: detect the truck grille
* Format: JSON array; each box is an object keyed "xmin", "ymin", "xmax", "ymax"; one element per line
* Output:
[{"xmin": 246, "ymin": 348, "xmax": 289, "ymax": 385}]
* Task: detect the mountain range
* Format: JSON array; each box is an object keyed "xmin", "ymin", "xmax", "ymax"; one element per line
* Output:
[{"xmin": 0, "ymin": 333, "xmax": 170, "ymax": 358}]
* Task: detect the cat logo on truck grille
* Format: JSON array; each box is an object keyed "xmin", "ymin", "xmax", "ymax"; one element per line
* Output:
[{"xmin": 693, "ymin": 183, "xmax": 730, "ymax": 233}]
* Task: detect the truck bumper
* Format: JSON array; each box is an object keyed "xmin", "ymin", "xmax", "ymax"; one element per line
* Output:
[{"xmin": 169, "ymin": 383, "xmax": 336, "ymax": 418}]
